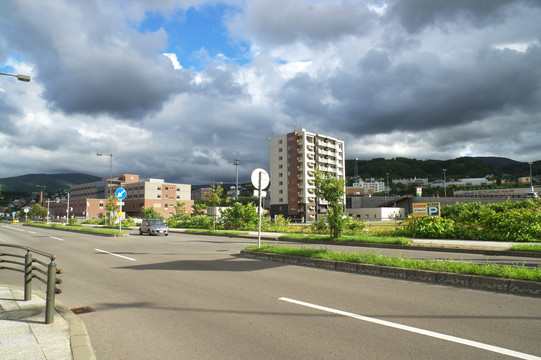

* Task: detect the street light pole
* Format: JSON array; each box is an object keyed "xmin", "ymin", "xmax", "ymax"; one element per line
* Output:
[
  {"xmin": 529, "ymin": 162, "xmax": 534, "ymax": 192},
  {"xmin": 234, "ymin": 158, "xmax": 240, "ymax": 200},
  {"xmin": 0, "ymin": 72, "xmax": 31, "ymax": 82},
  {"xmin": 443, "ymin": 169, "xmax": 447, "ymax": 198},
  {"xmin": 97, "ymin": 153, "xmax": 113, "ymax": 224}
]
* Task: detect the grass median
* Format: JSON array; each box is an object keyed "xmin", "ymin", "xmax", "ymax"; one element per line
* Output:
[
  {"xmin": 245, "ymin": 245, "xmax": 541, "ymax": 282},
  {"xmin": 25, "ymin": 222, "xmax": 125, "ymax": 236},
  {"xmin": 278, "ymin": 233, "xmax": 413, "ymax": 245}
]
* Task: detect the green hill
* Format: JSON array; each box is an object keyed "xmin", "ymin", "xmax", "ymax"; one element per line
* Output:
[
  {"xmin": 345, "ymin": 157, "xmax": 539, "ymax": 182},
  {"xmin": 0, "ymin": 173, "xmax": 101, "ymax": 193}
]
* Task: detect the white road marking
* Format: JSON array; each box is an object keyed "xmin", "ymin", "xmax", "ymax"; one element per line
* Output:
[
  {"xmin": 49, "ymin": 236, "xmax": 64, "ymax": 241},
  {"xmin": 279, "ymin": 297, "xmax": 540, "ymax": 360},
  {"xmin": 94, "ymin": 248, "xmax": 136, "ymax": 261},
  {"xmin": 27, "ymin": 231, "xmax": 37, "ymax": 234}
]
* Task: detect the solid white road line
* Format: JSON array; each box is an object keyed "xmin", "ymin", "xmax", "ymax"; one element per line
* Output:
[
  {"xmin": 49, "ymin": 236, "xmax": 64, "ymax": 241},
  {"xmin": 94, "ymin": 248, "xmax": 136, "ymax": 261},
  {"xmin": 279, "ymin": 297, "xmax": 540, "ymax": 360}
]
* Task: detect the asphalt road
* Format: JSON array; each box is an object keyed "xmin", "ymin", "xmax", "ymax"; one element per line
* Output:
[{"xmin": 1, "ymin": 223, "xmax": 540, "ymax": 360}]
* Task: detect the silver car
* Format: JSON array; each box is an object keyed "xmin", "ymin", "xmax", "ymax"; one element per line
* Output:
[{"xmin": 139, "ymin": 219, "xmax": 169, "ymax": 236}]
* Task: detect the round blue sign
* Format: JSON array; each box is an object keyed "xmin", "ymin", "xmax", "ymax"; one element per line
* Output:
[{"xmin": 115, "ymin": 188, "xmax": 127, "ymax": 200}]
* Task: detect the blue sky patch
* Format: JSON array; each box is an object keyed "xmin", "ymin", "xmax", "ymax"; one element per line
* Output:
[{"xmin": 136, "ymin": 5, "xmax": 250, "ymax": 70}]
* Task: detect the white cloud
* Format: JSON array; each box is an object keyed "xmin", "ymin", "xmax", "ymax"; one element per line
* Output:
[{"xmin": 163, "ymin": 52, "xmax": 183, "ymax": 69}]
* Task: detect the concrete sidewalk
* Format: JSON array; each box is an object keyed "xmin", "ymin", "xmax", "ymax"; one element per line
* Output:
[{"xmin": 0, "ymin": 286, "xmax": 95, "ymax": 360}]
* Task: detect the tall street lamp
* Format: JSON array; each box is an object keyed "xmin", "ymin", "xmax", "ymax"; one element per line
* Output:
[
  {"xmin": 234, "ymin": 158, "xmax": 240, "ymax": 200},
  {"xmin": 529, "ymin": 162, "xmax": 534, "ymax": 192},
  {"xmin": 0, "ymin": 72, "xmax": 31, "ymax": 82},
  {"xmin": 443, "ymin": 168, "xmax": 447, "ymax": 198},
  {"xmin": 97, "ymin": 153, "xmax": 113, "ymax": 225},
  {"xmin": 97, "ymin": 153, "xmax": 113, "ymax": 198}
]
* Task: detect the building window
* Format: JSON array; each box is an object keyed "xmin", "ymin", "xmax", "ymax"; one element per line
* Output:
[
  {"xmin": 157, "ymin": 187, "xmax": 161, "ymax": 190},
  {"xmin": 279, "ymin": 181, "xmax": 283, "ymax": 185},
  {"xmin": 157, "ymin": 195, "xmax": 161, "ymax": 198},
  {"xmin": 287, "ymin": 145, "xmax": 295, "ymax": 150},
  {"xmin": 278, "ymin": 156, "xmax": 283, "ymax": 161},
  {"xmin": 279, "ymin": 148, "xmax": 283, "ymax": 152},
  {"xmin": 279, "ymin": 173, "xmax": 283, "ymax": 177},
  {"xmin": 278, "ymin": 164, "xmax": 283, "ymax": 169},
  {"xmin": 164, "ymin": 194, "xmax": 169, "ymax": 199},
  {"xmin": 288, "ymin": 162, "xmax": 295, "ymax": 167},
  {"xmin": 278, "ymin": 139, "xmax": 282, "ymax": 144},
  {"xmin": 288, "ymin": 171, "xmax": 296, "ymax": 176},
  {"xmin": 287, "ymin": 136, "xmax": 295, "ymax": 142}
]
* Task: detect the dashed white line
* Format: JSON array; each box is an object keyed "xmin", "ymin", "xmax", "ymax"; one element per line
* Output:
[
  {"xmin": 49, "ymin": 236, "xmax": 64, "ymax": 241},
  {"xmin": 94, "ymin": 248, "xmax": 136, "ymax": 261},
  {"xmin": 279, "ymin": 297, "xmax": 540, "ymax": 360}
]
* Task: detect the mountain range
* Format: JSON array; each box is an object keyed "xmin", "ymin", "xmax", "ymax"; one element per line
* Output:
[{"xmin": 0, "ymin": 157, "xmax": 538, "ymax": 194}]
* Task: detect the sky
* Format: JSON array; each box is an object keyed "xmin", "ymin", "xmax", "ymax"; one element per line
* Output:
[{"xmin": 0, "ymin": 0, "xmax": 540, "ymax": 185}]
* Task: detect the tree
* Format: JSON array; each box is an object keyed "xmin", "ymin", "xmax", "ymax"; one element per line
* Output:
[
  {"xmin": 142, "ymin": 206, "xmax": 163, "ymax": 220},
  {"xmin": 28, "ymin": 203, "xmax": 48, "ymax": 221},
  {"xmin": 220, "ymin": 202, "xmax": 258, "ymax": 230},
  {"xmin": 314, "ymin": 169, "xmax": 345, "ymax": 238},
  {"xmin": 191, "ymin": 202, "xmax": 207, "ymax": 216},
  {"xmin": 174, "ymin": 202, "xmax": 187, "ymax": 217},
  {"xmin": 208, "ymin": 182, "xmax": 229, "ymax": 230},
  {"xmin": 105, "ymin": 196, "xmax": 119, "ymax": 225}
]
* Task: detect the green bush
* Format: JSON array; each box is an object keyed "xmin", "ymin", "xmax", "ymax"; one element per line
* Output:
[
  {"xmin": 310, "ymin": 220, "xmax": 328, "ymax": 234},
  {"xmin": 399, "ymin": 199, "xmax": 541, "ymax": 242},
  {"xmin": 263, "ymin": 214, "xmax": 291, "ymax": 232}
]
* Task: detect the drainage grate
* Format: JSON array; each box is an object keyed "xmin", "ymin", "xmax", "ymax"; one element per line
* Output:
[{"xmin": 71, "ymin": 306, "xmax": 95, "ymax": 315}]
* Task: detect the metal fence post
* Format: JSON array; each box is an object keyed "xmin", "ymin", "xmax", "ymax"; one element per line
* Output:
[
  {"xmin": 24, "ymin": 252, "xmax": 33, "ymax": 301},
  {"xmin": 45, "ymin": 260, "xmax": 57, "ymax": 324}
]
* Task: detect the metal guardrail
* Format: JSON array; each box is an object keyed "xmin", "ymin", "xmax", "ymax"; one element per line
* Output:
[{"xmin": 0, "ymin": 244, "xmax": 62, "ymax": 324}]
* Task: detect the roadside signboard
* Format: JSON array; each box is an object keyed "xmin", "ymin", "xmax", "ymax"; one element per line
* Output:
[
  {"xmin": 115, "ymin": 188, "xmax": 127, "ymax": 200},
  {"xmin": 412, "ymin": 202, "xmax": 440, "ymax": 217},
  {"xmin": 114, "ymin": 188, "xmax": 127, "ymax": 232}
]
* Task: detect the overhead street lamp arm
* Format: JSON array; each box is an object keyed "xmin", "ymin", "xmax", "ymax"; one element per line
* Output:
[{"xmin": 0, "ymin": 72, "xmax": 31, "ymax": 82}]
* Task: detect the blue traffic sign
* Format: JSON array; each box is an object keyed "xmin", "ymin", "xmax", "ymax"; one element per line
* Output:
[{"xmin": 115, "ymin": 188, "xmax": 127, "ymax": 200}]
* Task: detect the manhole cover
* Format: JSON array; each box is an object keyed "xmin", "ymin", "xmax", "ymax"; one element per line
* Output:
[{"xmin": 71, "ymin": 306, "xmax": 95, "ymax": 315}]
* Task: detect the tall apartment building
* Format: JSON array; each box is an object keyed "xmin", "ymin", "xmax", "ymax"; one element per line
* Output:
[{"xmin": 269, "ymin": 128, "xmax": 345, "ymax": 222}]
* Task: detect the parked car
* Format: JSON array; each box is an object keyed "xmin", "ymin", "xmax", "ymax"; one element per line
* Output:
[{"xmin": 139, "ymin": 219, "xmax": 169, "ymax": 236}]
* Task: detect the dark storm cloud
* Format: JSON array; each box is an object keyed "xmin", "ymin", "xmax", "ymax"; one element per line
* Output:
[
  {"xmin": 0, "ymin": 1, "xmax": 193, "ymax": 120},
  {"xmin": 309, "ymin": 44, "xmax": 541, "ymax": 136},
  {"xmin": 386, "ymin": 0, "xmax": 540, "ymax": 33},
  {"xmin": 230, "ymin": 0, "xmax": 375, "ymax": 45}
]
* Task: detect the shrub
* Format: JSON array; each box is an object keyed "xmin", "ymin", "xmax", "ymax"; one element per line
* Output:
[{"xmin": 310, "ymin": 220, "xmax": 328, "ymax": 234}]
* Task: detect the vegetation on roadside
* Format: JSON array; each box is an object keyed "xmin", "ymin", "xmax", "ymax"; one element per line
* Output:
[
  {"xmin": 278, "ymin": 233, "xmax": 412, "ymax": 245},
  {"xmin": 510, "ymin": 244, "xmax": 541, "ymax": 252},
  {"xmin": 245, "ymin": 245, "xmax": 541, "ymax": 282},
  {"xmin": 25, "ymin": 222, "xmax": 125, "ymax": 235},
  {"xmin": 314, "ymin": 169, "xmax": 346, "ymax": 238},
  {"xmin": 396, "ymin": 200, "xmax": 541, "ymax": 242}
]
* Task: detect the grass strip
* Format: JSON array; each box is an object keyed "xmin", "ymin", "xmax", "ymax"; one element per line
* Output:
[
  {"xmin": 25, "ymin": 222, "xmax": 124, "ymax": 235},
  {"xmin": 278, "ymin": 233, "xmax": 413, "ymax": 245},
  {"xmin": 245, "ymin": 245, "xmax": 541, "ymax": 282},
  {"xmin": 185, "ymin": 229, "xmax": 249, "ymax": 236},
  {"xmin": 510, "ymin": 244, "xmax": 541, "ymax": 252}
]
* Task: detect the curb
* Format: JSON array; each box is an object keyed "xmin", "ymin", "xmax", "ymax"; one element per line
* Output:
[
  {"xmin": 55, "ymin": 299, "xmax": 97, "ymax": 360},
  {"xmin": 240, "ymin": 250, "xmax": 541, "ymax": 297}
]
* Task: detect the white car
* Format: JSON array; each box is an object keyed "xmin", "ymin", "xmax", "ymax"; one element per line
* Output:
[{"xmin": 139, "ymin": 219, "xmax": 169, "ymax": 236}]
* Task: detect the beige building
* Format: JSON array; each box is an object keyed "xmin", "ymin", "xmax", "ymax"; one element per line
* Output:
[
  {"xmin": 269, "ymin": 128, "xmax": 345, "ymax": 222},
  {"xmin": 66, "ymin": 174, "xmax": 192, "ymax": 219}
]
